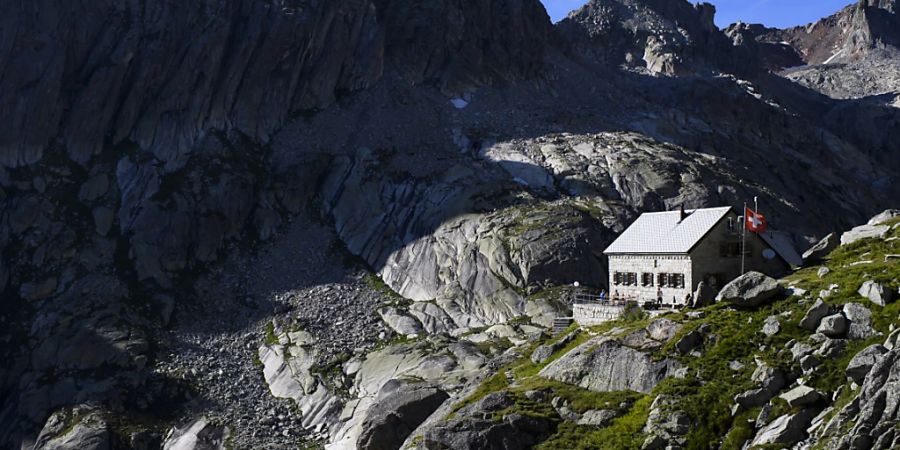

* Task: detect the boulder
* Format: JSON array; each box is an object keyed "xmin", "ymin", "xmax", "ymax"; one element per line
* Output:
[
  {"xmin": 409, "ymin": 302, "xmax": 457, "ymax": 334},
  {"xmin": 421, "ymin": 392, "xmax": 552, "ymax": 450},
  {"xmin": 78, "ymin": 174, "xmax": 109, "ymax": 202},
  {"xmin": 799, "ymin": 299, "xmax": 830, "ymax": 331},
  {"xmin": 858, "ymin": 280, "xmax": 895, "ymax": 306},
  {"xmin": 642, "ymin": 395, "xmax": 690, "ymax": 448},
  {"xmin": 33, "ymin": 407, "xmax": 110, "ymax": 450},
  {"xmin": 622, "ymin": 329, "xmax": 661, "ymax": 350},
  {"xmin": 693, "ymin": 281, "xmax": 716, "ymax": 307},
  {"xmin": 162, "ymin": 418, "xmax": 230, "ymax": 450},
  {"xmin": 357, "ymin": 380, "xmax": 449, "ymax": 450},
  {"xmin": 790, "ymin": 341, "xmax": 815, "ymax": 362},
  {"xmin": 884, "ymin": 329, "xmax": 900, "ymax": 350},
  {"xmin": 815, "ymin": 338, "xmax": 848, "ymax": 359},
  {"xmin": 800, "ymin": 354, "xmax": 821, "ymax": 373},
  {"xmin": 841, "ymin": 224, "xmax": 890, "ymax": 246},
  {"xmin": 539, "ymin": 337, "xmax": 681, "ymax": 394},
  {"xmin": 817, "ymin": 314, "xmax": 847, "ymax": 338},
  {"xmin": 762, "ymin": 316, "xmax": 781, "ymax": 337},
  {"xmin": 675, "ymin": 329, "xmax": 703, "ymax": 355},
  {"xmin": 817, "ymin": 266, "xmax": 830, "ymax": 278},
  {"xmin": 735, "ymin": 364, "xmax": 786, "ymax": 409},
  {"xmin": 867, "ymin": 209, "xmax": 900, "ymax": 226},
  {"xmin": 485, "ymin": 324, "xmax": 518, "ymax": 339},
  {"xmin": 749, "ymin": 410, "xmax": 815, "ymax": 447},
  {"xmin": 846, "ymin": 344, "xmax": 888, "ymax": 384},
  {"xmin": 530, "ymin": 330, "xmax": 580, "ymax": 364},
  {"xmin": 803, "ymin": 233, "xmax": 838, "ymax": 264},
  {"xmin": 524, "ymin": 297, "xmax": 560, "ymax": 329},
  {"xmin": 577, "ymin": 409, "xmax": 621, "ymax": 427},
  {"xmin": 378, "ymin": 307, "xmax": 424, "ymax": 336},
  {"xmin": 779, "ymin": 385, "xmax": 823, "ymax": 407},
  {"xmin": 551, "ymin": 397, "xmax": 581, "ymax": 422},
  {"xmin": 843, "ymin": 303, "xmax": 878, "ymax": 340},
  {"xmin": 786, "ymin": 286, "xmax": 807, "ymax": 297},
  {"xmin": 449, "ymin": 342, "xmax": 487, "ymax": 370},
  {"xmin": 716, "ymin": 271, "xmax": 782, "ymax": 308},
  {"xmin": 647, "ymin": 318, "xmax": 682, "ymax": 342},
  {"xmin": 823, "ymin": 349, "xmax": 900, "ymax": 448}
]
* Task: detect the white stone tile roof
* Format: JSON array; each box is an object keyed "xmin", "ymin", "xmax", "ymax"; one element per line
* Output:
[{"xmin": 604, "ymin": 207, "xmax": 733, "ymax": 255}]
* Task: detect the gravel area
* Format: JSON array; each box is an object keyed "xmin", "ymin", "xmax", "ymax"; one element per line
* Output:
[{"xmin": 153, "ymin": 214, "xmax": 389, "ymax": 448}]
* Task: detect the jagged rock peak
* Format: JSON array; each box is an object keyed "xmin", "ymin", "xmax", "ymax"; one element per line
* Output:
[
  {"xmin": 561, "ymin": 0, "xmax": 719, "ymax": 42},
  {"xmin": 748, "ymin": 0, "xmax": 900, "ymax": 66},
  {"xmin": 863, "ymin": 0, "xmax": 897, "ymax": 13},
  {"xmin": 555, "ymin": 0, "xmax": 752, "ymax": 76}
]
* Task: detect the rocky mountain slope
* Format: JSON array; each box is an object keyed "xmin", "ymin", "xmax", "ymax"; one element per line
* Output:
[
  {"xmin": 741, "ymin": 0, "xmax": 900, "ymax": 102},
  {"xmin": 404, "ymin": 211, "xmax": 900, "ymax": 449},
  {"xmin": 0, "ymin": 0, "xmax": 898, "ymax": 449}
]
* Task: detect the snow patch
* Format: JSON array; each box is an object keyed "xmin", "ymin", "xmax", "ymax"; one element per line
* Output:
[
  {"xmin": 822, "ymin": 49, "xmax": 845, "ymax": 65},
  {"xmin": 450, "ymin": 98, "xmax": 469, "ymax": 109}
]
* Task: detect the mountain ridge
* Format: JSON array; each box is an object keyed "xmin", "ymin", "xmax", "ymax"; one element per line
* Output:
[{"xmin": 0, "ymin": 1, "xmax": 898, "ymax": 449}]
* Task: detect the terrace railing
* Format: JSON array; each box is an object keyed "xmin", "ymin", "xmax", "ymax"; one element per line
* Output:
[{"xmin": 572, "ymin": 290, "xmax": 676, "ymax": 311}]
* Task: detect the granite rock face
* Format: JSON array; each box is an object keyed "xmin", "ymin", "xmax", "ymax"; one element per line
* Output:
[
  {"xmin": 557, "ymin": 0, "xmax": 749, "ymax": 75},
  {"xmin": 356, "ymin": 380, "xmax": 449, "ymax": 450},
  {"xmin": 419, "ymin": 392, "xmax": 553, "ymax": 450},
  {"xmin": 750, "ymin": 409, "xmax": 816, "ymax": 447},
  {"xmin": 539, "ymin": 337, "xmax": 681, "ymax": 393},
  {"xmin": 846, "ymin": 344, "xmax": 889, "ymax": 384},
  {"xmin": 819, "ymin": 349, "xmax": 900, "ymax": 449},
  {"xmin": 162, "ymin": 418, "xmax": 230, "ymax": 450},
  {"xmin": 375, "ymin": 0, "xmax": 552, "ymax": 94},
  {"xmin": 0, "ymin": 0, "xmax": 384, "ymax": 169},
  {"xmin": 32, "ymin": 407, "xmax": 111, "ymax": 450}
]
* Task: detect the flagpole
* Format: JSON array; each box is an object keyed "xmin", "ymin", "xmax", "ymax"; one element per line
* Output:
[{"xmin": 741, "ymin": 202, "xmax": 746, "ymax": 276}]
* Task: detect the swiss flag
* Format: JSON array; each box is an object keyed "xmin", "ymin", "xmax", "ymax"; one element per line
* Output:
[{"xmin": 745, "ymin": 207, "xmax": 767, "ymax": 233}]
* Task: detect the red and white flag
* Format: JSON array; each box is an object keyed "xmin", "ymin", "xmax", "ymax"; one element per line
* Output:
[{"xmin": 745, "ymin": 206, "xmax": 767, "ymax": 233}]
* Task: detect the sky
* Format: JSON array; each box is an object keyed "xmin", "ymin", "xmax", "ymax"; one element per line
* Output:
[{"xmin": 540, "ymin": 0, "xmax": 854, "ymax": 28}]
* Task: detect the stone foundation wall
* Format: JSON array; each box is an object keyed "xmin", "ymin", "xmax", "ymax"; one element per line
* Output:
[{"xmin": 573, "ymin": 304, "xmax": 626, "ymax": 326}]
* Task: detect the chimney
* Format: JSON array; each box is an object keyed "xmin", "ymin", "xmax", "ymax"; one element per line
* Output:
[{"xmin": 679, "ymin": 204, "xmax": 687, "ymax": 222}]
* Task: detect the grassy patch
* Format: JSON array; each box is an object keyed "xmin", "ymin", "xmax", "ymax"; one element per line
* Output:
[
  {"xmin": 784, "ymin": 220, "xmax": 900, "ymax": 324},
  {"xmin": 365, "ymin": 273, "xmax": 411, "ymax": 306},
  {"xmin": 264, "ymin": 322, "xmax": 279, "ymax": 346},
  {"xmin": 513, "ymin": 328, "xmax": 588, "ymax": 379},
  {"xmin": 448, "ymin": 371, "xmax": 511, "ymax": 418},
  {"xmin": 536, "ymin": 394, "xmax": 652, "ymax": 450},
  {"xmin": 721, "ymin": 407, "xmax": 760, "ymax": 450},
  {"xmin": 310, "ymin": 351, "xmax": 351, "ymax": 379}
]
